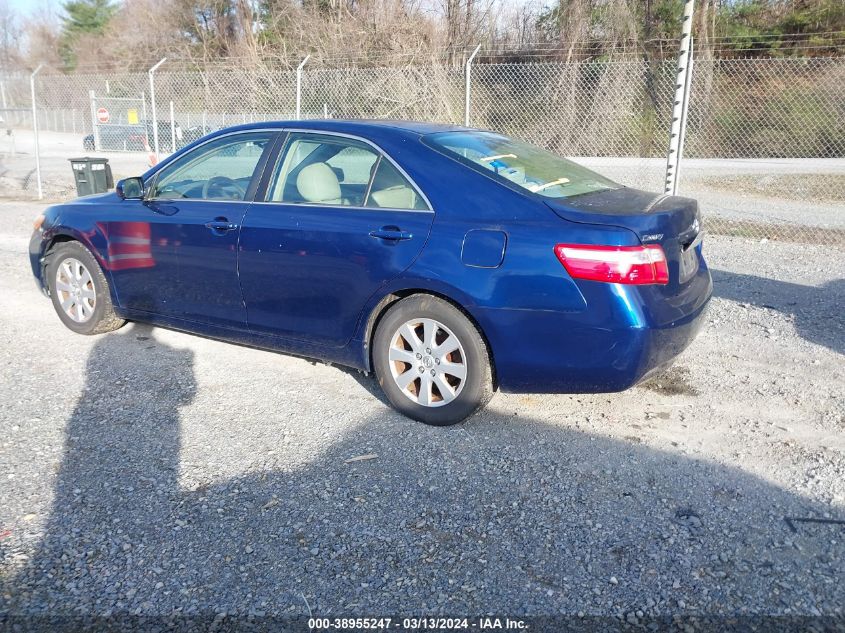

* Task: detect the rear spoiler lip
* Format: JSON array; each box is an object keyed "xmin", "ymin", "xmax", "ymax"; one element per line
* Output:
[{"xmin": 544, "ymin": 189, "xmax": 701, "ymax": 246}]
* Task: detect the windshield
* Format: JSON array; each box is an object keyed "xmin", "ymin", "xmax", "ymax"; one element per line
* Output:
[{"xmin": 425, "ymin": 131, "xmax": 619, "ymax": 199}]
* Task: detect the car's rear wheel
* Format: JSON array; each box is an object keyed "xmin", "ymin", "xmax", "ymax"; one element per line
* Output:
[
  {"xmin": 373, "ymin": 295, "xmax": 493, "ymax": 425},
  {"xmin": 47, "ymin": 241, "xmax": 125, "ymax": 335}
]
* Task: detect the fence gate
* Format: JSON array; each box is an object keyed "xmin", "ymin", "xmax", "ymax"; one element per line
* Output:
[{"xmin": 88, "ymin": 91, "xmax": 147, "ymax": 152}]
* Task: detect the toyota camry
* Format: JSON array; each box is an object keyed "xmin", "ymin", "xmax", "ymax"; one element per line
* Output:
[{"xmin": 30, "ymin": 120, "xmax": 712, "ymax": 425}]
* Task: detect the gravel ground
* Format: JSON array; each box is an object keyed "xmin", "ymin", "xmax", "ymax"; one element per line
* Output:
[{"xmin": 0, "ymin": 199, "xmax": 844, "ymax": 628}]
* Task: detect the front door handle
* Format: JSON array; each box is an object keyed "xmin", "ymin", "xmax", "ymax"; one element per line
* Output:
[
  {"xmin": 205, "ymin": 217, "xmax": 238, "ymax": 233},
  {"xmin": 369, "ymin": 227, "xmax": 412, "ymax": 241}
]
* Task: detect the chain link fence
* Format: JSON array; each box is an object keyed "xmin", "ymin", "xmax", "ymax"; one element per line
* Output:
[{"xmin": 1, "ymin": 57, "xmax": 843, "ymax": 244}]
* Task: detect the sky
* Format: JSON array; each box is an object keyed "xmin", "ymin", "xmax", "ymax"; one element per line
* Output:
[
  {"xmin": 6, "ymin": 0, "xmax": 60, "ymax": 18},
  {"xmin": 5, "ymin": 0, "xmax": 540, "ymax": 22}
]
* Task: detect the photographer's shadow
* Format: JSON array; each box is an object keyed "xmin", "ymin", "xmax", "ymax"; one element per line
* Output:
[{"xmin": 4, "ymin": 323, "xmax": 844, "ymax": 622}]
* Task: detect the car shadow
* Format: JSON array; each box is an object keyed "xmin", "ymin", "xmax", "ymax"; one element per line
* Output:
[
  {"xmin": 2, "ymin": 325, "xmax": 843, "ymax": 628},
  {"xmin": 711, "ymin": 269, "xmax": 844, "ymax": 355},
  {"xmin": 335, "ymin": 365, "xmax": 391, "ymax": 407}
]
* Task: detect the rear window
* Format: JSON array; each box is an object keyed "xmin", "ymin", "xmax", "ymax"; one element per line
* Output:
[{"xmin": 424, "ymin": 131, "xmax": 619, "ymax": 199}]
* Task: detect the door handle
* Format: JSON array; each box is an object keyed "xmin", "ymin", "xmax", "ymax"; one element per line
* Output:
[
  {"xmin": 369, "ymin": 227, "xmax": 413, "ymax": 241},
  {"xmin": 205, "ymin": 218, "xmax": 238, "ymax": 233}
]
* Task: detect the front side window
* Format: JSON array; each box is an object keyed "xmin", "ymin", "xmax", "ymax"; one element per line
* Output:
[
  {"xmin": 150, "ymin": 132, "xmax": 273, "ymax": 201},
  {"xmin": 267, "ymin": 132, "xmax": 428, "ymax": 210},
  {"xmin": 424, "ymin": 131, "xmax": 619, "ymax": 200}
]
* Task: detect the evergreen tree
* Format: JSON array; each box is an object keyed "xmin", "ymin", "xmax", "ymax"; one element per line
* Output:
[{"xmin": 59, "ymin": 0, "xmax": 118, "ymax": 68}]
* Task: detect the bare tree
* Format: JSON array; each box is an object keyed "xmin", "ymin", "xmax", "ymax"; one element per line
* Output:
[
  {"xmin": 0, "ymin": 0, "xmax": 21, "ymax": 71},
  {"xmin": 439, "ymin": 0, "xmax": 496, "ymax": 58},
  {"xmin": 488, "ymin": 0, "xmax": 543, "ymax": 51},
  {"xmin": 21, "ymin": 5, "xmax": 63, "ymax": 68}
]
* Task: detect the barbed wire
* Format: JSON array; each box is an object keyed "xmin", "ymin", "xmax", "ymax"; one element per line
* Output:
[{"xmin": 8, "ymin": 30, "xmax": 842, "ymax": 75}]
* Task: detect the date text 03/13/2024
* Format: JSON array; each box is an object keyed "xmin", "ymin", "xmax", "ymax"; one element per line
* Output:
[{"xmin": 308, "ymin": 617, "xmax": 528, "ymax": 630}]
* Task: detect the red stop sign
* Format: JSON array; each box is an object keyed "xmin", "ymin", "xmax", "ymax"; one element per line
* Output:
[{"xmin": 96, "ymin": 108, "xmax": 110, "ymax": 124}]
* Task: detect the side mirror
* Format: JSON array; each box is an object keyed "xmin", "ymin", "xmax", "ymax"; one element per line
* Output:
[{"xmin": 116, "ymin": 177, "xmax": 145, "ymax": 200}]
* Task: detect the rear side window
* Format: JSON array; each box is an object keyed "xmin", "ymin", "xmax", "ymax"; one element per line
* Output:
[
  {"xmin": 267, "ymin": 132, "xmax": 429, "ymax": 210},
  {"xmin": 366, "ymin": 159, "xmax": 428, "ymax": 211},
  {"xmin": 424, "ymin": 131, "xmax": 619, "ymax": 200}
]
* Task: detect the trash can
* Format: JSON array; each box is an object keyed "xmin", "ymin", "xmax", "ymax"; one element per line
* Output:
[{"xmin": 69, "ymin": 157, "xmax": 114, "ymax": 197}]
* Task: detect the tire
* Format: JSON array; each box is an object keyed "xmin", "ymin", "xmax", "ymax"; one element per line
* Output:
[
  {"xmin": 83, "ymin": 137, "xmax": 95, "ymax": 151},
  {"xmin": 46, "ymin": 241, "xmax": 125, "ymax": 335},
  {"xmin": 373, "ymin": 294, "xmax": 494, "ymax": 426}
]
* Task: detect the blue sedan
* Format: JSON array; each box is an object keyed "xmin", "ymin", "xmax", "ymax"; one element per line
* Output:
[{"xmin": 30, "ymin": 120, "xmax": 712, "ymax": 425}]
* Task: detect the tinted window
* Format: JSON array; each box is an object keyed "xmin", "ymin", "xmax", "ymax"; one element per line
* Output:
[
  {"xmin": 150, "ymin": 132, "xmax": 272, "ymax": 200},
  {"xmin": 425, "ymin": 131, "xmax": 618, "ymax": 199}
]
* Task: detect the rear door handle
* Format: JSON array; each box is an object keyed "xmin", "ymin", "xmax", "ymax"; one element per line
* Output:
[{"xmin": 369, "ymin": 227, "xmax": 413, "ymax": 241}]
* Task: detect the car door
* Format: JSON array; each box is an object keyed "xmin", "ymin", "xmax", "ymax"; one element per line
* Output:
[
  {"xmin": 107, "ymin": 130, "xmax": 277, "ymax": 328},
  {"xmin": 238, "ymin": 131, "xmax": 434, "ymax": 347}
]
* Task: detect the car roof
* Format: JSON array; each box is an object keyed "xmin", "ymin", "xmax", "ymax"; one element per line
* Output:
[
  {"xmin": 143, "ymin": 119, "xmax": 480, "ymax": 182},
  {"xmin": 222, "ymin": 119, "xmax": 472, "ymax": 138}
]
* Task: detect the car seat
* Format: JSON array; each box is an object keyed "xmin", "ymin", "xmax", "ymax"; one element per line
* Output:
[
  {"xmin": 368, "ymin": 161, "xmax": 419, "ymax": 209},
  {"xmin": 296, "ymin": 162, "xmax": 347, "ymax": 205}
]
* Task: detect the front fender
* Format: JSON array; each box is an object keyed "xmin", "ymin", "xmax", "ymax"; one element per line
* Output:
[{"xmin": 31, "ymin": 220, "xmax": 118, "ymax": 305}]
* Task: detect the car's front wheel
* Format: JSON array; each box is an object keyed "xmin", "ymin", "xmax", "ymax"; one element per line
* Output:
[
  {"xmin": 46, "ymin": 241, "xmax": 125, "ymax": 335},
  {"xmin": 373, "ymin": 295, "xmax": 494, "ymax": 425}
]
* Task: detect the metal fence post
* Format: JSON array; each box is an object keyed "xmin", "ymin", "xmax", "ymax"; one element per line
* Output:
[
  {"xmin": 295, "ymin": 55, "xmax": 310, "ymax": 120},
  {"xmin": 89, "ymin": 90, "xmax": 99, "ymax": 147},
  {"xmin": 664, "ymin": 0, "xmax": 695, "ymax": 196},
  {"xmin": 676, "ymin": 38, "xmax": 694, "ymax": 186},
  {"xmin": 464, "ymin": 44, "xmax": 482, "ymax": 127},
  {"xmin": 30, "ymin": 64, "xmax": 44, "ymax": 200},
  {"xmin": 169, "ymin": 100, "xmax": 176, "ymax": 153},
  {"xmin": 148, "ymin": 57, "xmax": 167, "ymax": 161}
]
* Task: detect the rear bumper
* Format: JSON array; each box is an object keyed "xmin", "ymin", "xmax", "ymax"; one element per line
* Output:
[{"xmin": 478, "ymin": 280, "xmax": 711, "ymax": 394}]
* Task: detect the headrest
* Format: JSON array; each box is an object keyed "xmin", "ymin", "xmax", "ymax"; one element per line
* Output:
[{"xmin": 296, "ymin": 162, "xmax": 341, "ymax": 203}]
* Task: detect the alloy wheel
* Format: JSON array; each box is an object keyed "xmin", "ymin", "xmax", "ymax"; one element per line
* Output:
[
  {"xmin": 55, "ymin": 257, "xmax": 96, "ymax": 323},
  {"xmin": 388, "ymin": 318, "xmax": 467, "ymax": 407}
]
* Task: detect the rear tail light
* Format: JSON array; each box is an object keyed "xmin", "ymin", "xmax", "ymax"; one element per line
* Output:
[{"xmin": 554, "ymin": 243, "xmax": 669, "ymax": 285}]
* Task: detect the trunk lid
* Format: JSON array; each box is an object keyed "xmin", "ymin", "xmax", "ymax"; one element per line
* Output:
[
  {"xmin": 546, "ymin": 188, "xmax": 710, "ymax": 326},
  {"xmin": 545, "ymin": 187, "xmax": 703, "ymax": 287},
  {"xmin": 545, "ymin": 187, "xmax": 700, "ymax": 247}
]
